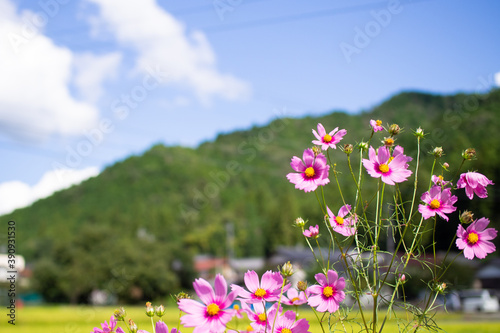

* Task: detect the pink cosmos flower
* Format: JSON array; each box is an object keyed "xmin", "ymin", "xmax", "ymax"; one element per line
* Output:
[
  {"xmin": 282, "ymin": 288, "xmax": 308, "ymax": 306},
  {"xmin": 137, "ymin": 321, "xmax": 179, "ymax": 333},
  {"xmin": 303, "ymin": 225, "xmax": 319, "ymax": 238},
  {"xmin": 267, "ymin": 309, "xmax": 311, "ymax": 333},
  {"xmin": 178, "ymin": 274, "xmax": 237, "ymax": 333},
  {"xmin": 431, "ymin": 175, "xmax": 451, "ymax": 187},
  {"xmin": 327, "ymin": 205, "xmax": 357, "ymax": 236},
  {"xmin": 393, "ymin": 145, "xmax": 412, "ymax": 166},
  {"xmin": 418, "ymin": 185, "xmax": 457, "ymax": 221},
  {"xmin": 369, "ymin": 119, "xmax": 384, "ymax": 132},
  {"xmin": 312, "ymin": 123, "xmax": 347, "ymax": 150},
  {"xmin": 241, "ymin": 301, "xmax": 276, "ymax": 332},
  {"xmin": 457, "ymin": 171, "xmax": 494, "ymax": 200},
  {"xmin": 232, "ymin": 270, "xmax": 289, "ymax": 304},
  {"xmin": 287, "ymin": 148, "xmax": 330, "ymax": 192},
  {"xmin": 456, "ymin": 217, "xmax": 498, "ymax": 260},
  {"xmin": 362, "ymin": 146, "xmax": 412, "ymax": 185},
  {"xmin": 307, "ymin": 270, "xmax": 345, "ymax": 313},
  {"xmin": 230, "ymin": 303, "xmax": 244, "ymax": 319},
  {"xmin": 92, "ymin": 316, "xmax": 125, "ymax": 333}
]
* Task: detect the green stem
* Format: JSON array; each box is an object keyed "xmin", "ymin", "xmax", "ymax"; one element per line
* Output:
[
  {"xmin": 303, "ymin": 234, "xmax": 325, "ymax": 271},
  {"xmin": 325, "ymin": 221, "xmax": 370, "ymax": 333},
  {"xmin": 407, "ymin": 136, "xmax": 422, "ymax": 226},
  {"xmin": 315, "ymin": 190, "xmax": 327, "ymax": 216},
  {"xmin": 315, "ymin": 238, "xmax": 326, "ymax": 268},
  {"xmin": 150, "ymin": 317, "xmax": 155, "ymax": 333},
  {"xmin": 432, "ymin": 217, "xmax": 437, "ymax": 278},
  {"xmin": 304, "ymin": 292, "xmax": 326, "ymax": 333},
  {"xmin": 271, "ymin": 279, "xmax": 287, "ymax": 333},
  {"xmin": 371, "ymin": 180, "xmax": 385, "ymax": 333},
  {"xmin": 437, "ymin": 251, "xmax": 462, "ymax": 281}
]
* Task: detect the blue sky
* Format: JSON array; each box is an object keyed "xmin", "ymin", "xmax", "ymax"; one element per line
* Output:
[{"xmin": 0, "ymin": 0, "xmax": 499, "ymax": 214}]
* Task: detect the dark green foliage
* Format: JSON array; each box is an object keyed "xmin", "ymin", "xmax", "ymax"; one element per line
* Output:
[{"xmin": 3, "ymin": 89, "xmax": 500, "ymax": 303}]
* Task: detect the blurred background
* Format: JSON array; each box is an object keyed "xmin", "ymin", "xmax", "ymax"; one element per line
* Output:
[{"xmin": 0, "ymin": 0, "xmax": 500, "ymax": 309}]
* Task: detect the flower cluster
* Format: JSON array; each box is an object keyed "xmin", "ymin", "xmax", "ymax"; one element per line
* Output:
[
  {"xmin": 90, "ymin": 118, "xmax": 497, "ymax": 333},
  {"xmin": 288, "ymin": 121, "xmax": 497, "ymax": 260},
  {"xmin": 178, "ymin": 268, "xmax": 344, "ymax": 333},
  {"xmin": 285, "ymin": 120, "xmax": 497, "ymax": 331}
]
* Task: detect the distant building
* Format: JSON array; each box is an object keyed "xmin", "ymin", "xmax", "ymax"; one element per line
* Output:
[{"xmin": 475, "ymin": 258, "xmax": 500, "ymax": 295}]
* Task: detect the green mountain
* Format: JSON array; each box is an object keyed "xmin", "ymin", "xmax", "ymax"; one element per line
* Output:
[{"xmin": 4, "ymin": 89, "xmax": 500, "ymax": 303}]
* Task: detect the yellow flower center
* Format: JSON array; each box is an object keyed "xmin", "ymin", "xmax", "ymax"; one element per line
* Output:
[
  {"xmin": 323, "ymin": 134, "xmax": 332, "ymax": 143},
  {"xmin": 379, "ymin": 163, "xmax": 390, "ymax": 173},
  {"xmin": 323, "ymin": 286, "xmax": 334, "ymax": 298},
  {"xmin": 388, "ymin": 156, "xmax": 394, "ymax": 163},
  {"xmin": 429, "ymin": 199, "xmax": 440, "ymax": 210},
  {"xmin": 304, "ymin": 167, "xmax": 315, "ymax": 178},
  {"xmin": 258, "ymin": 312, "xmax": 267, "ymax": 322},
  {"xmin": 385, "ymin": 138, "xmax": 394, "ymax": 146},
  {"xmin": 254, "ymin": 288, "xmax": 267, "ymax": 298},
  {"xmin": 206, "ymin": 303, "xmax": 220, "ymax": 316},
  {"xmin": 246, "ymin": 325, "xmax": 254, "ymax": 331},
  {"xmin": 291, "ymin": 297, "xmax": 300, "ymax": 303},
  {"xmin": 335, "ymin": 216, "xmax": 344, "ymax": 225},
  {"xmin": 467, "ymin": 232, "xmax": 479, "ymax": 245},
  {"xmin": 376, "ymin": 120, "xmax": 382, "ymax": 126},
  {"xmin": 233, "ymin": 304, "xmax": 240, "ymax": 311},
  {"xmin": 282, "ymin": 329, "xmax": 292, "ymax": 333}
]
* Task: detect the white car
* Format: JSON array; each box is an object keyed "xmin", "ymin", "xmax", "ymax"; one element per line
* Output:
[{"xmin": 460, "ymin": 289, "xmax": 499, "ymax": 312}]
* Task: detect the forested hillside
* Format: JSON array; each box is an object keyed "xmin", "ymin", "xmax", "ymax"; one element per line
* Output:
[{"xmin": 4, "ymin": 89, "xmax": 500, "ymax": 303}]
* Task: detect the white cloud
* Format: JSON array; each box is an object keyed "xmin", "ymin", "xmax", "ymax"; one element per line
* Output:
[
  {"xmin": 73, "ymin": 52, "xmax": 123, "ymax": 103},
  {"xmin": 0, "ymin": 167, "xmax": 100, "ymax": 215},
  {"xmin": 0, "ymin": 0, "xmax": 121, "ymax": 141},
  {"xmin": 495, "ymin": 72, "xmax": 500, "ymax": 87},
  {"xmin": 87, "ymin": 0, "xmax": 251, "ymax": 103}
]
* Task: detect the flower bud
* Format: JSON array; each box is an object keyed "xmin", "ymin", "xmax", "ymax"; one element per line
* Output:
[
  {"xmin": 113, "ymin": 307, "xmax": 126, "ymax": 321},
  {"xmin": 129, "ymin": 319, "xmax": 138, "ymax": 333},
  {"xmin": 414, "ymin": 127, "xmax": 424, "ymax": 138},
  {"xmin": 145, "ymin": 302, "xmax": 155, "ymax": 317},
  {"xmin": 460, "ymin": 210, "xmax": 475, "ymax": 225},
  {"xmin": 436, "ymin": 282, "xmax": 447, "ymax": 294},
  {"xmin": 155, "ymin": 304, "xmax": 165, "ymax": 317},
  {"xmin": 280, "ymin": 261, "xmax": 294, "ymax": 278},
  {"xmin": 312, "ymin": 146, "xmax": 321, "ymax": 156},
  {"xmin": 442, "ymin": 162, "xmax": 449, "ymax": 170},
  {"xmin": 432, "ymin": 147, "xmax": 444, "ymax": 158},
  {"xmin": 297, "ymin": 281, "xmax": 308, "ymax": 292},
  {"xmin": 399, "ymin": 273, "xmax": 406, "ymax": 284},
  {"xmin": 294, "ymin": 217, "xmax": 306, "ymax": 228},
  {"xmin": 343, "ymin": 144, "xmax": 354, "ymax": 155},
  {"xmin": 388, "ymin": 124, "xmax": 401, "ymax": 136},
  {"xmin": 358, "ymin": 141, "xmax": 369, "ymax": 151},
  {"xmin": 462, "ymin": 148, "xmax": 476, "ymax": 160},
  {"xmin": 174, "ymin": 292, "xmax": 191, "ymax": 303}
]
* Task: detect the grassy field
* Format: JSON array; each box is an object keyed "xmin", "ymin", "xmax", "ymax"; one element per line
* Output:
[{"xmin": 1, "ymin": 305, "xmax": 500, "ymax": 332}]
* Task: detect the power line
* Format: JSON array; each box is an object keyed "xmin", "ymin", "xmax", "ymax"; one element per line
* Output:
[
  {"xmin": 200, "ymin": 0, "xmax": 431, "ymax": 33},
  {"xmin": 43, "ymin": 0, "xmax": 430, "ymax": 45}
]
